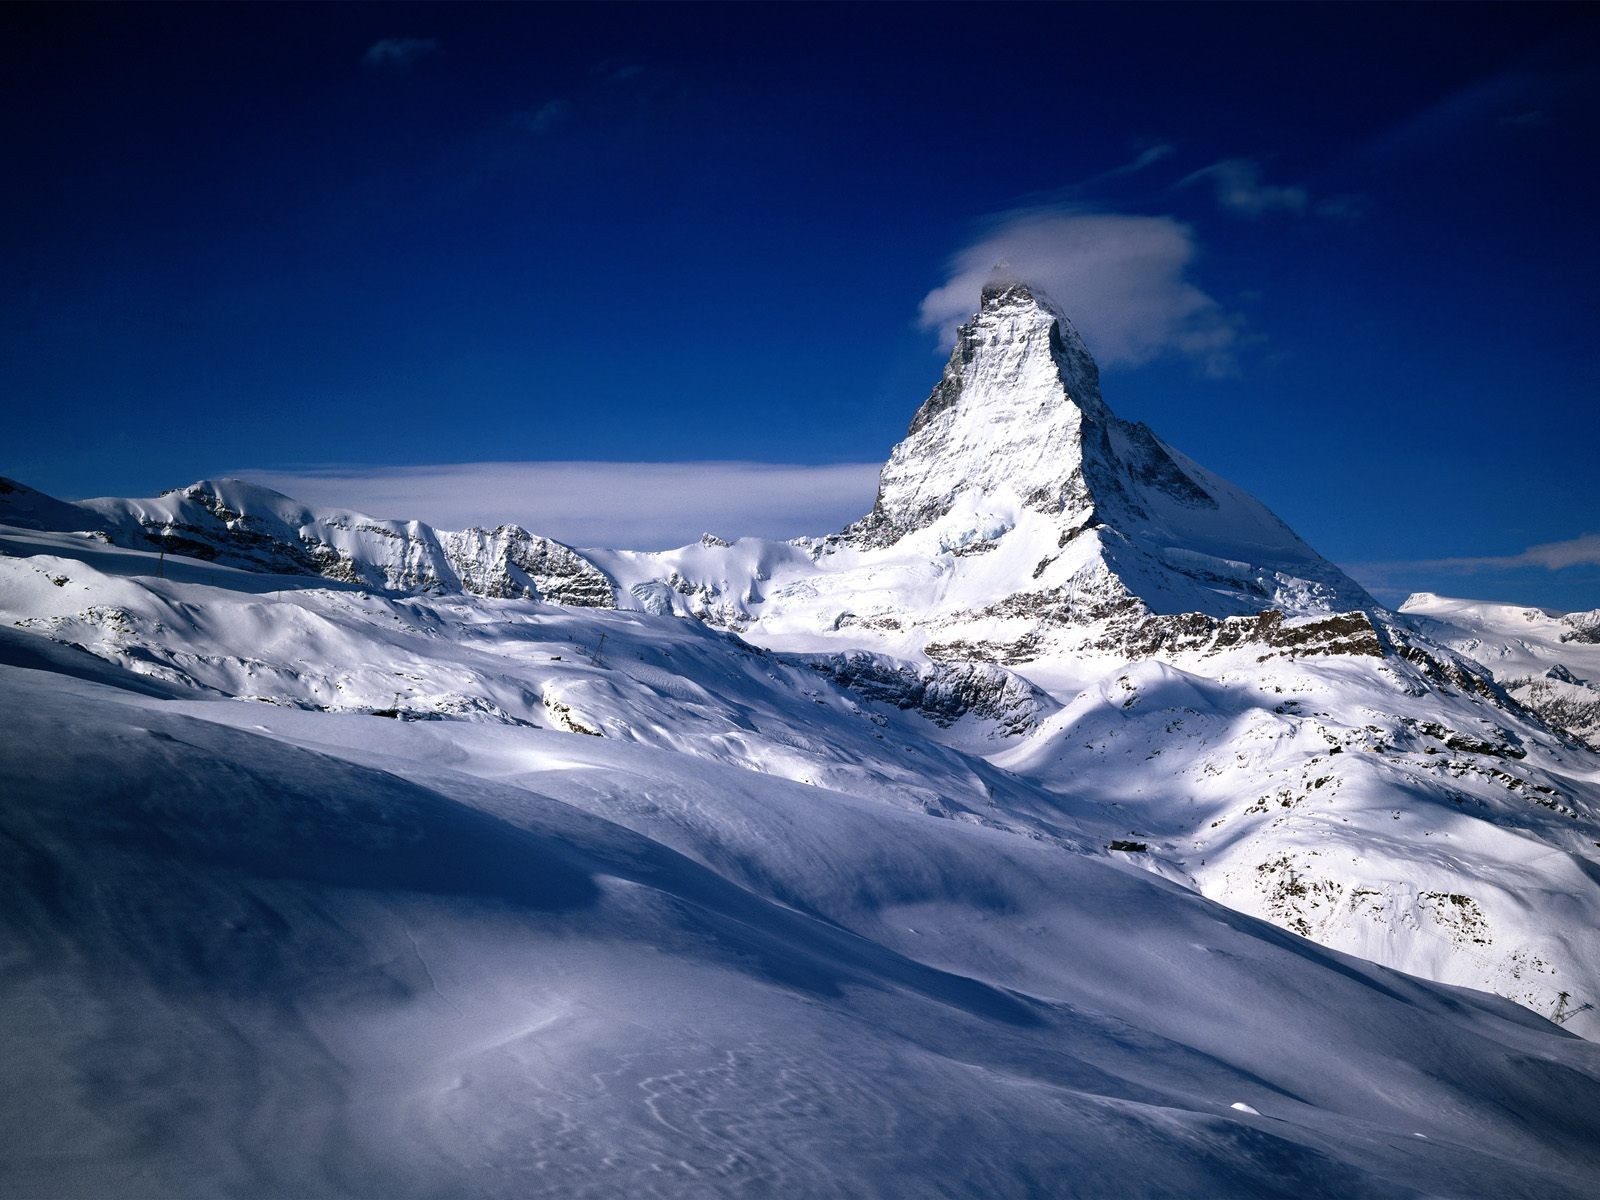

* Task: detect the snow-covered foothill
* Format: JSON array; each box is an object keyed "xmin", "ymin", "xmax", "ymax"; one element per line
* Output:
[
  {"xmin": 4, "ymin": 645, "xmax": 1600, "ymax": 1197},
  {"xmin": 1402, "ymin": 591, "xmax": 1600, "ymax": 750}
]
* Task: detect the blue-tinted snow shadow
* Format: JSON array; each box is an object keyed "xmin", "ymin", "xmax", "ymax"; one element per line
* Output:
[{"xmin": 1, "ymin": 681, "xmax": 1040, "ymax": 1027}]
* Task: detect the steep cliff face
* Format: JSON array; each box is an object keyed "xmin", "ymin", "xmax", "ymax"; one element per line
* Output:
[
  {"xmin": 438, "ymin": 525, "xmax": 616, "ymax": 606},
  {"xmin": 842, "ymin": 279, "xmax": 1116, "ymax": 548},
  {"xmin": 0, "ymin": 476, "xmax": 616, "ymax": 606}
]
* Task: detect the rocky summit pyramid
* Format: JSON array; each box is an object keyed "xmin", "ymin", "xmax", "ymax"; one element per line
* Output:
[{"xmin": 837, "ymin": 279, "xmax": 1373, "ymax": 620}]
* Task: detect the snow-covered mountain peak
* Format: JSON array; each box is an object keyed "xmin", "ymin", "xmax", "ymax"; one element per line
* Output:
[
  {"xmin": 847, "ymin": 280, "xmax": 1108, "ymax": 551},
  {"xmin": 0, "ymin": 476, "xmax": 617, "ymax": 608},
  {"xmin": 826, "ymin": 282, "xmax": 1372, "ymax": 637},
  {"xmin": 969, "ymin": 276, "xmax": 1104, "ymax": 410}
]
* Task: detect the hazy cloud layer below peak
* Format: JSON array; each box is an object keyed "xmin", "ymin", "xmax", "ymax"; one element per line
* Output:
[
  {"xmin": 919, "ymin": 209, "xmax": 1243, "ymax": 376},
  {"xmin": 232, "ymin": 462, "xmax": 883, "ymax": 550}
]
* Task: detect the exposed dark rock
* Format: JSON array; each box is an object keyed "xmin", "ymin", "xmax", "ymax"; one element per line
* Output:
[
  {"xmin": 804, "ymin": 651, "xmax": 1054, "ymax": 736},
  {"xmin": 1561, "ymin": 610, "xmax": 1600, "ymax": 645}
]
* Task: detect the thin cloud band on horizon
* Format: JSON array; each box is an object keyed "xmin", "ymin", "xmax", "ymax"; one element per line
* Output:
[
  {"xmin": 1342, "ymin": 533, "xmax": 1600, "ymax": 613},
  {"xmin": 1349, "ymin": 532, "xmax": 1600, "ymax": 576},
  {"xmin": 226, "ymin": 460, "xmax": 884, "ymax": 551}
]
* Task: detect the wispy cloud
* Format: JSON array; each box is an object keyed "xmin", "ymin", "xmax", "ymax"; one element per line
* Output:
[
  {"xmin": 1179, "ymin": 159, "xmax": 1309, "ymax": 218},
  {"xmin": 1418, "ymin": 534, "xmax": 1600, "ymax": 573},
  {"xmin": 504, "ymin": 58, "xmax": 646, "ymax": 141},
  {"xmin": 362, "ymin": 37, "xmax": 441, "ymax": 71},
  {"xmin": 1345, "ymin": 533, "xmax": 1600, "ymax": 605},
  {"xmin": 919, "ymin": 207, "xmax": 1244, "ymax": 376},
  {"xmin": 1364, "ymin": 67, "xmax": 1549, "ymax": 160},
  {"xmin": 1008, "ymin": 144, "xmax": 1177, "ymax": 211},
  {"xmin": 513, "ymin": 99, "xmax": 572, "ymax": 136},
  {"xmin": 1079, "ymin": 143, "xmax": 1176, "ymax": 188},
  {"xmin": 230, "ymin": 461, "xmax": 882, "ymax": 550}
]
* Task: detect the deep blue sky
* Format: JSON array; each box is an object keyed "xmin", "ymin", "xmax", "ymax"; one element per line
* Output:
[{"xmin": 3, "ymin": 3, "xmax": 1597, "ymax": 607}]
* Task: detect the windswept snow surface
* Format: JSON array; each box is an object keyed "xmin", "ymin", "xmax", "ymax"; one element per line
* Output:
[{"xmin": 4, "ymin": 529, "xmax": 1600, "ymax": 1197}]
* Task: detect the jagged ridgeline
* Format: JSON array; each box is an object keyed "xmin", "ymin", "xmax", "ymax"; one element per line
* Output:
[{"xmin": 0, "ymin": 476, "xmax": 614, "ymax": 606}]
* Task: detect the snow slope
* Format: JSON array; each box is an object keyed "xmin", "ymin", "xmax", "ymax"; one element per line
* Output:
[
  {"xmin": 5, "ymin": 603, "xmax": 1600, "ymax": 1196},
  {"xmin": 10, "ymin": 518, "xmax": 1595, "ymax": 1042},
  {"xmin": 5, "ymin": 281, "xmax": 1600, "ymax": 1195}
]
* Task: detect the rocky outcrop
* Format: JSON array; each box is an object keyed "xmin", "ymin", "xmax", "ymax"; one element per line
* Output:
[
  {"xmin": 441, "ymin": 526, "xmax": 614, "ymax": 605},
  {"xmin": 923, "ymin": 606, "xmax": 1387, "ymax": 667},
  {"xmin": 1562, "ymin": 610, "xmax": 1600, "ymax": 645},
  {"xmin": 1512, "ymin": 674, "xmax": 1600, "ymax": 750},
  {"xmin": 804, "ymin": 651, "xmax": 1055, "ymax": 737}
]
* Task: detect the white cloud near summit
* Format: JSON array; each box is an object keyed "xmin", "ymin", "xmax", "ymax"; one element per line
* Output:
[
  {"xmin": 232, "ymin": 461, "xmax": 882, "ymax": 550},
  {"xmin": 919, "ymin": 209, "xmax": 1243, "ymax": 376}
]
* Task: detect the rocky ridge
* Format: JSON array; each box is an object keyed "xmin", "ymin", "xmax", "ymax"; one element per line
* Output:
[{"xmin": 0, "ymin": 476, "xmax": 615, "ymax": 607}]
